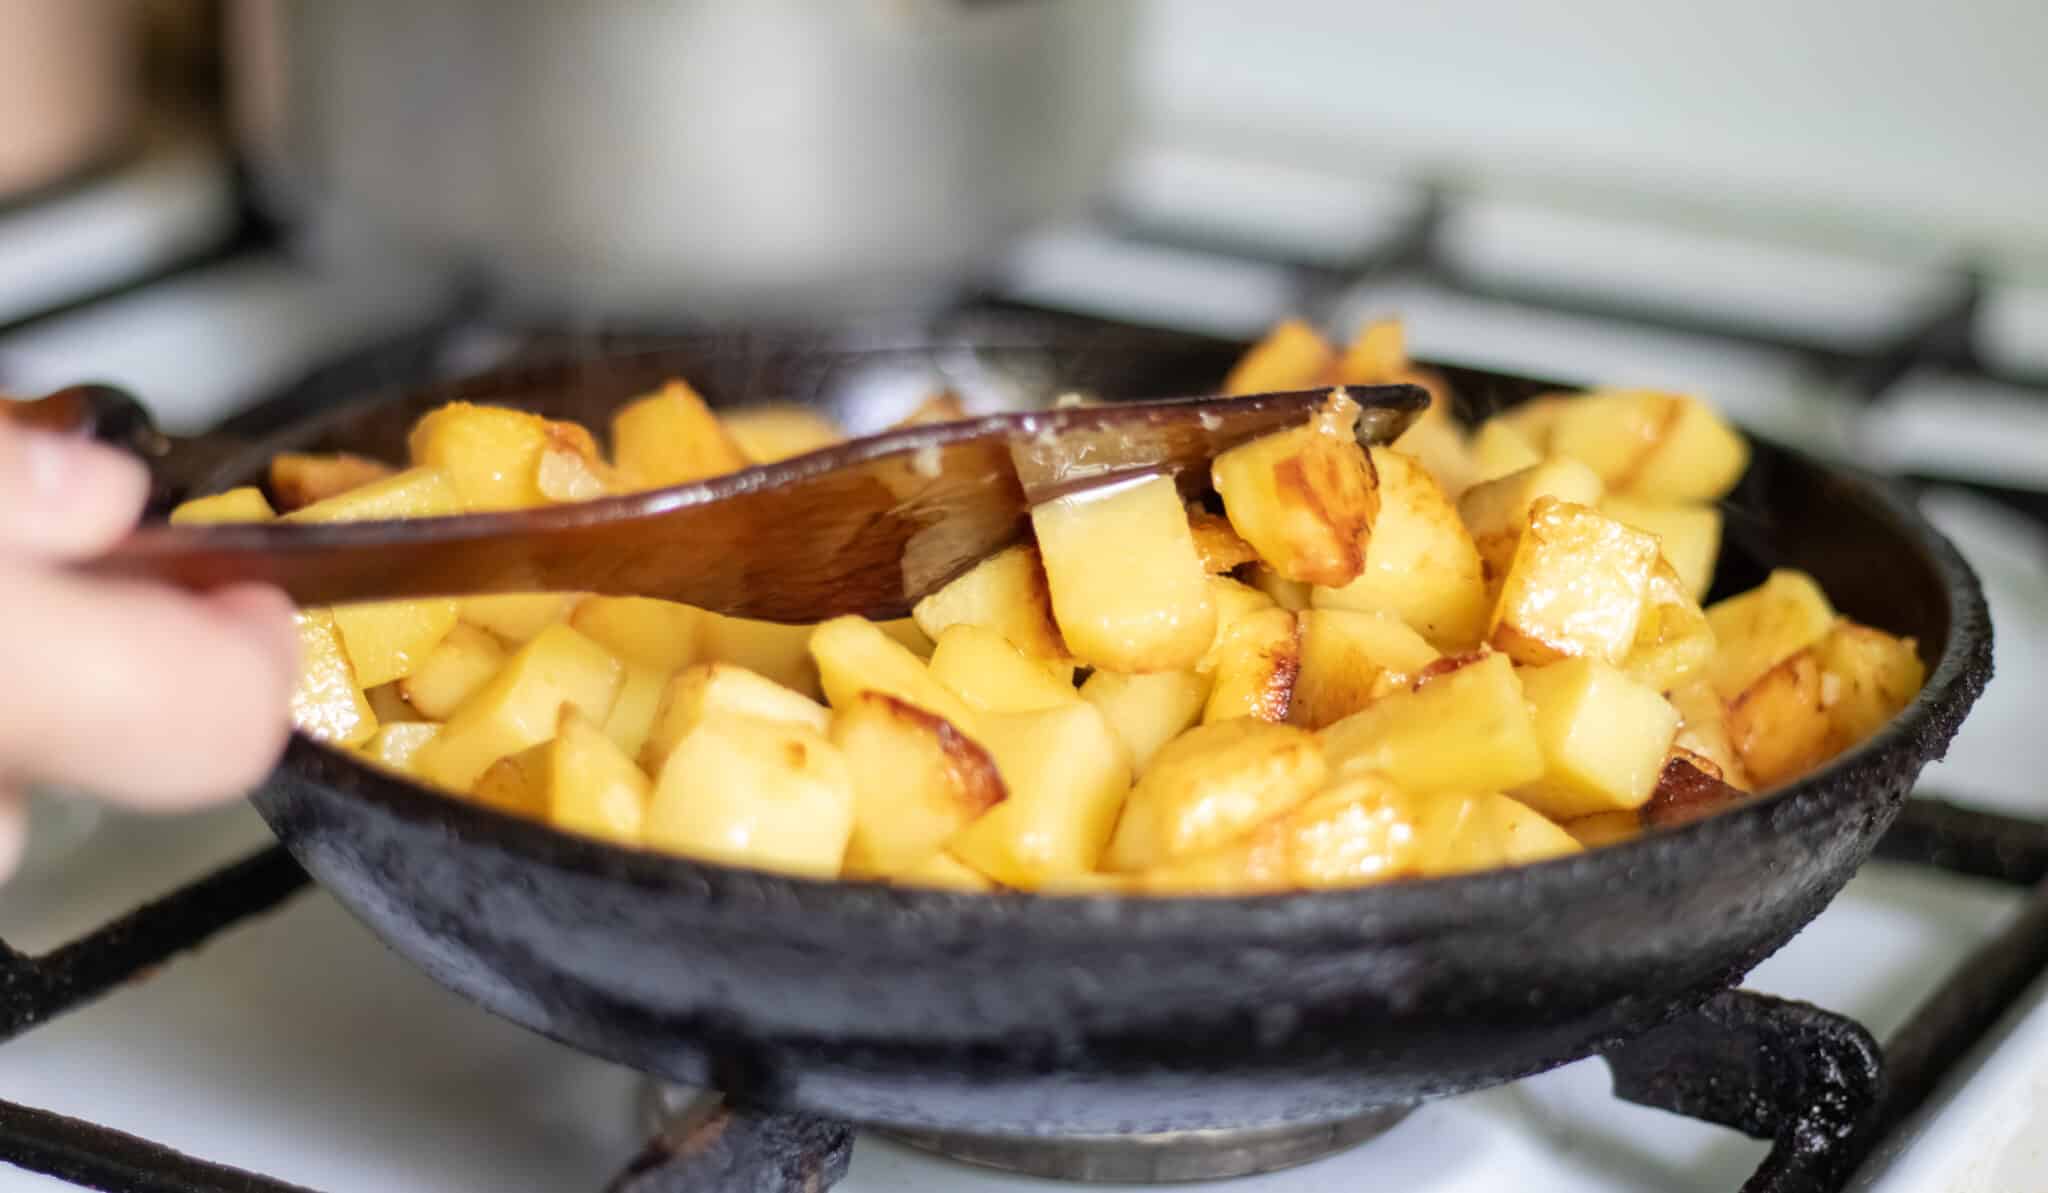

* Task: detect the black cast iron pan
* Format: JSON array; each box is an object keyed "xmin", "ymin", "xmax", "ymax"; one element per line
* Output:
[{"xmin": 85, "ymin": 315, "xmax": 1993, "ymax": 1139}]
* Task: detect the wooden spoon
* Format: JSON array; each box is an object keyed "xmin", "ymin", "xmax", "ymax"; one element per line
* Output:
[{"xmin": 5, "ymin": 383, "xmax": 1425, "ymax": 622}]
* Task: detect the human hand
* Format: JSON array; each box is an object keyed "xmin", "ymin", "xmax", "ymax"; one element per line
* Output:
[{"xmin": 0, "ymin": 421, "xmax": 298, "ymax": 878}]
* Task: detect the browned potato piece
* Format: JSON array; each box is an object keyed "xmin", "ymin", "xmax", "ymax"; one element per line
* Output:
[
  {"xmin": 1457, "ymin": 458, "xmax": 1606, "ymax": 592},
  {"xmin": 1186, "ymin": 507, "xmax": 1261, "ymax": 574},
  {"xmin": 1488, "ymin": 498, "xmax": 1659, "ymax": 666},
  {"xmin": 1818, "ymin": 621, "xmax": 1924, "ymax": 749},
  {"xmin": 407, "ymin": 403, "xmax": 601, "ymax": 510},
  {"xmin": 1312, "ymin": 446, "xmax": 1489, "ymax": 651},
  {"xmin": 268, "ymin": 452, "xmax": 395, "ymax": 511},
  {"xmin": 1288, "ymin": 609, "xmax": 1439, "ymax": 730},
  {"xmin": 1550, "ymin": 390, "xmax": 1748, "ymax": 501},
  {"xmin": 945, "ymin": 701, "xmax": 1133, "ymax": 887},
  {"xmin": 911, "ymin": 544, "xmax": 1072, "ymax": 666},
  {"xmin": 1669, "ymin": 680, "xmax": 1750, "ymax": 789},
  {"xmin": 1726, "ymin": 648, "xmax": 1833, "ymax": 787},
  {"xmin": 1032, "ymin": 475, "xmax": 1217, "ymax": 673},
  {"xmin": 610, "ymin": 379, "xmax": 748, "ymax": 489},
  {"xmin": 833, "ymin": 692, "xmax": 1007, "ymax": 878},
  {"xmin": 1211, "ymin": 393, "xmax": 1378, "ymax": 587},
  {"xmin": 1224, "ymin": 318, "xmax": 1336, "ymax": 394},
  {"xmin": 1705, "ymin": 570, "xmax": 1836, "ymax": 702},
  {"xmin": 1643, "ymin": 754, "xmax": 1751, "ymax": 828},
  {"xmin": 1104, "ymin": 719, "xmax": 1325, "ymax": 871},
  {"xmin": 1321, "ymin": 651, "xmax": 1544, "ymax": 793},
  {"xmin": 1202, "ymin": 607, "xmax": 1300, "ymax": 724},
  {"xmin": 169, "ymin": 487, "xmax": 276, "ymax": 525}
]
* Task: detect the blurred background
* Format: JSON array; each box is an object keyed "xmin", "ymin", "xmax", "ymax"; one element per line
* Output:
[{"xmin": 3, "ymin": 5, "xmax": 2048, "ymax": 1191}]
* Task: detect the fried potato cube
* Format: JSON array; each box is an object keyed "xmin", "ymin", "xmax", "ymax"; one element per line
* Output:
[
  {"xmin": 1818, "ymin": 621, "xmax": 1925, "ymax": 749},
  {"xmin": 600, "ymin": 661, "xmax": 669, "ymax": 761},
  {"xmin": 1201, "ymin": 577, "xmax": 1279, "ymax": 659},
  {"xmin": 721, "ymin": 404, "xmax": 845, "ymax": 464},
  {"xmin": 1321, "ymin": 651, "xmax": 1544, "ymax": 793},
  {"xmin": 893, "ymin": 391, "xmax": 968, "ymax": 427},
  {"xmin": 811, "ymin": 615, "xmax": 983, "ymax": 735},
  {"xmin": 546, "ymin": 710, "xmax": 650, "ymax": 847},
  {"xmin": 460, "ymin": 593, "xmax": 582, "ymax": 643},
  {"xmin": 1477, "ymin": 794, "xmax": 1584, "ymax": 869},
  {"xmin": 1104, "ymin": 719, "xmax": 1325, "ymax": 871},
  {"xmin": 328, "ymin": 599, "xmax": 461, "ymax": 688},
  {"xmin": 892, "ymin": 851, "xmax": 999, "ymax": 892},
  {"xmin": 1202, "ymin": 607, "xmax": 1300, "ymax": 724},
  {"xmin": 645, "ymin": 714, "xmax": 854, "ymax": 878},
  {"xmin": 698, "ymin": 613, "xmax": 822, "ymax": 697},
  {"xmin": 878, "ymin": 617, "xmax": 936, "ymax": 658},
  {"xmin": 1288, "ymin": 609, "xmax": 1440, "ymax": 730},
  {"xmin": 1185, "ymin": 507, "xmax": 1261, "ymax": 574},
  {"xmin": 928, "ymin": 624, "xmax": 1077, "ymax": 714},
  {"xmin": 1224, "ymin": 318, "xmax": 1336, "ymax": 394},
  {"xmin": 473, "ymin": 743, "xmax": 547, "ymax": 817},
  {"xmin": 610, "ymin": 380, "xmax": 747, "ymax": 489},
  {"xmin": 406, "ymin": 403, "xmax": 595, "ymax": 510},
  {"xmin": 568, "ymin": 596, "xmax": 705, "ymax": 672},
  {"xmin": 832, "ymin": 692, "xmax": 1007, "ymax": 877},
  {"xmin": 1705, "ymin": 569, "xmax": 1836, "ymax": 701},
  {"xmin": 364, "ymin": 682, "xmax": 421, "ymax": 726},
  {"xmin": 1247, "ymin": 564, "xmax": 1311, "ymax": 611},
  {"xmin": 169, "ymin": 487, "xmax": 275, "ymax": 524},
  {"xmin": 945, "ymin": 701, "xmax": 1133, "ymax": 887},
  {"xmin": 283, "ymin": 465, "xmax": 464, "ymax": 523},
  {"xmin": 359, "ymin": 722, "xmax": 441, "ymax": 775},
  {"xmin": 1391, "ymin": 398, "xmax": 1477, "ymax": 500},
  {"xmin": 1032, "ymin": 474, "xmax": 1216, "ymax": 672},
  {"xmin": 1644, "ymin": 754, "xmax": 1752, "ymax": 828},
  {"xmin": 1601, "ymin": 496, "xmax": 1722, "ymax": 602},
  {"xmin": 1135, "ymin": 772, "xmax": 1420, "ymax": 894},
  {"xmin": 1491, "ymin": 396, "xmax": 1571, "ymax": 454},
  {"xmin": 1488, "ymin": 498, "xmax": 1659, "ymax": 666},
  {"xmin": 291, "ymin": 609, "xmax": 376, "ymax": 747},
  {"xmin": 1211, "ymin": 393, "xmax": 1378, "ymax": 587},
  {"xmin": 1079, "ymin": 669, "xmax": 1211, "ymax": 773},
  {"xmin": 911, "ymin": 543, "xmax": 1072, "ymax": 666},
  {"xmin": 1620, "ymin": 560, "xmax": 1717, "ymax": 694},
  {"xmin": 268, "ymin": 452, "xmax": 394, "ymax": 511},
  {"xmin": 1550, "ymin": 390, "xmax": 1748, "ymax": 500},
  {"xmin": 1513, "ymin": 658, "xmax": 1680, "ymax": 820},
  {"xmin": 1563, "ymin": 811, "xmax": 1641, "ymax": 849},
  {"xmin": 1312, "ymin": 447, "xmax": 1489, "ymax": 650},
  {"xmin": 641, "ymin": 661, "xmax": 830, "ymax": 775},
  {"xmin": 414, "ymin": 623, "xmax": 624, "ymax": 791},
  {"xmin": 1469, "ymin": 419, "xmax": 1542, "ymax": 484},
  {"xmin": 1670, "ymin": 681, "xmax": 1750, "ymax": 790},
  {"xmin": 534, "ymin": 440, "xmax": 614, "ymax": 503},
  {"xmin": 1333, "ymin": 319, "xmax": 1406, "ymax": 385},
  {"xmin": 1726, "ymin": 648, "xmax": 1833, "ymax": 788},
  {"xmin": 1456, "ymin": 458, "xmax": 1605, "ymax": 588},
  {"xmin": 399, "ymin": 623, "xmax": 509, "ymax": 720}
]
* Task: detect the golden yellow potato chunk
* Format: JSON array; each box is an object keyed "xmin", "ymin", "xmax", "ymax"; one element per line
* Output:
[
  {"xmin": 945, "ymin": 701, "xmax": 1132, "ymax": 887},
  {"xmin": 599, "ymin": 661, "xmax": 669, "ymax": 761},
  {"xmin": 406, "ymin": 403, "xmax": 596, "ymax": 510},
  {"xmin": 1705, "ymin": 569, "xmax": 1836, "ymax": 701},
  {"xmin": 1457, "ymin": 457, "xmax": 1606, "ymax": 587},
  {"xmin": 268, "ymin": 452, "xmax": 394, "ymax": 511},
  {"xmin": 1478, "ymin": 794, "xmax": 1584, "ymax": 869},
  {"xmin": 546, "ymin": 711, "xmax": 650, "ymax": 847},
  {"xmin": 1488, "ymin": 498, "xmax": 1659, "ymax": 666},
  {"xmin": 359, "ymin": 722, "xmax": 441, "ymax": 775},
  {"xmin": 459, "ymin": 593, "xmax": 581, "ymax": 643},
  {"xmin": 1727, "ymin": 649, "xmax": 1833, "ymax": 787},
  {"xmin": 911, "ymin": 543, "xmax": 1072, "ymax": 666},
  {"xmin": 328, "ymin": 599, "xmax": 461, "ymax": 689},
  {"xmin": 1669, "ymin": 681, "xmax": 1750, "ymax": 790},
  {"xmin": 1104, "ymin": 719, "xmax": 1325, "ymax": 872},
  {"xmin": 1818, "ymin": 622, "xmax": 1924, "ymax": 749},
  {"xmin": 1601, "ymin": 496, "xmax": 1722, "ymax": 602},
  {"xmin": 1468, "ymin": 419, "xmax": 1542, "ymax": 484},
  {"xmin": 1321, "ymin": 652, "xmax": 1543, "ymax": 793},
  {"xmin": 568, "ymin": 597, "xmax": 705, "ymax": 672},
  {"xmin": 1313, "ymin": 446, "xmax": 1488, "ymax": 650},
  {"xmin": 1620, "ymin": 560, "xmax": 1716, "ymax": 694},
  {"xmin": 810, "ymin": 615, "xmax": 982, "ymax": 736},
  {"xmin": 399, "ymin": 623, "xmax": 508, "ymax": 720},
  {"xmin": 283, "ymin": 466, "xmax": 464, "ymax": 524},
  {"xmin": 832, "ymin": 692, "xmax": 1007, "ymax": 878},
  {"xmin": 1136, "ymin": 772, "xmax": 1423, "ymax": 894},
  {"xmin": 928, "ymin": 624, "xmax": 1077, "ymax": 714},
  {"xmin": 1550, "ymin": 390, "xmax": 1748, "ymax": 501},
  {"xmin": 169, "ymin": 487, "xmax": 275, "ymax": 525},
  {"xmin": 1288, "ymin": 609, "xmax": 1440, "ymax": 730},
  {"xmin": 1563, "ymin": 810, "xmax": 1641, "ymax": 849},
  {"xmin": 641, "ymin": 661, "xmax": 829, "ymax": 775},
  {"xmin": 472, "ymin": 744, "xmax": 548, "ymax": 817},
  {"xmin": 645, "ymin": 714, "xmax": 854, "ymax": 878},
  {"xmin": 414, "ymin": 623, "xmax": 625, "ymax": 791},
  {"xmin": 1201, "ymin": 607, "xmax": 1300, "ymax": 724},
  {"xmin": 1490, "ymin": 396, "xmax": 1571, "ymax": 453},
  {"xmin": 721, "ymin": 404, "xmax": 845, "ymax": 464},
  {"xmin": 1186, "ymin": 507, "xmax": 1261, "ymax": 574},
  {"xmin": 1223, "ymin": 318, "xmax": 1336, "ymax": 394},
  {"xmin": 1514, "ymin": 658, "xmax": 1680, "ymax": 820},
  {"xmin": 291, "ymin": 609, "xmax": 376, "ymax": 747},
  {"xmin": 610, "ymin": 380, "xmax": 748, "ymax": 489},
  {"xmin": 893, "ymin": 851, "xmax": 999, "ymax": 892},
  {"xmin": 1032, "ymin": 474, "xmax": 1217, "ymax": 673},
  {"xmin": 1211, "ymin": 393, "xmax": 1377, "ymax": 587},
  {"xmin": 364, "ymin": 683, "xmax": 420, "ymax": 726},
  {"xmin": 1079, "ymin": 669, "xmax": 1211, "ymax": 773},
  {"xmin": 1627, "ymin": 395, "xmax": 1750, "ymax": 501},
  {"xmin": 1333, "ymin": 319, "xmax": 1406, "ymax": 385},
  {"xmin": 698, "ymin": 613, "xmax": 822, "ymax": 698},
  {"xmin": 1247, "ymin": 563, "xmax": 1312, "ymax": 611}
]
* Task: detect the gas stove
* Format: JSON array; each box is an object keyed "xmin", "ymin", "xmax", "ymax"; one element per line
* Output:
[{"xmin": 3, "ymin": 135, "xmax": 2048, "ymax": 1193}]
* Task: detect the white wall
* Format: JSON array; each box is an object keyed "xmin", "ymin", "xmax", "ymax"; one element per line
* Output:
[{"xmin": 1135, "ymin": 0, "xmax": 2048, "ymax": 269}]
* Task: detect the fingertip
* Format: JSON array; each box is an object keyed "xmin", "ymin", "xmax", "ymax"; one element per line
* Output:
[
  {"xmin": 204, "ymin": 584, "xmax": 301, "ymax": 689},
  {"xmin": 0, "ymin": 433, "xmax": 150, "ymax": 558}
]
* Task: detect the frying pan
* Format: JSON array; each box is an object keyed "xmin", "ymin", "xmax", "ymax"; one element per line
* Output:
[{"xmin": 115, "ymin": 315, "xmax": 1990, "ymax": 1140}]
